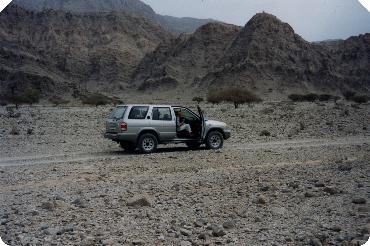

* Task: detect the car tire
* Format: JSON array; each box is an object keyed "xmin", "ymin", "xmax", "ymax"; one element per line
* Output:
[
  {"xmin": 138, "ymin": 133, "xmax": 158, "ymax": 154},
  {"xmin": 186, "ymin": 142, "xmax": 201, "ymax": 149},
  {"xmin": 120, "ymin": 141, "xmax": 136, "ymax": 152},
  {"xmin": 205, "ymin": 131, "xmax": 224, "ymax": 150}
]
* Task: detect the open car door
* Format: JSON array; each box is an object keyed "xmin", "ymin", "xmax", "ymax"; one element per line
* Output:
[{"xmin": 197, "ymin": 105, "xmax": 206, "ymax": 140}]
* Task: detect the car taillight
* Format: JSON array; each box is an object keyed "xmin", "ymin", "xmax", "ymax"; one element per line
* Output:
[{"xmin": 120, "ymin": 122, "xmax": 127, "ymax": 131}]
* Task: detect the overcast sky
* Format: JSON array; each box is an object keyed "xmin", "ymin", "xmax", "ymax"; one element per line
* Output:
[{"xmin": 141, "ymin": 0, "xmax": 370, "ymax": 41}]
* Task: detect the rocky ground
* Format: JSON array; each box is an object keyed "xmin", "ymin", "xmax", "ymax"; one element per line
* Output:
[{"xmin": 0, "ymin": 101, "xmax": 369, "ymax": 245}]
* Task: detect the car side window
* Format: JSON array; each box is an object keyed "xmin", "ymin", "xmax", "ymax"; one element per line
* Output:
[
  {"xmin": 128, "ymin": 106, "xmax": 149, "ymax": 120},
  {"xmin": 182, "ymin": 109, "xmax": 197, "ymax": 121},
  {"xmin": 152, "ymin": 107, "xmax": 172, "ymax": 121}
]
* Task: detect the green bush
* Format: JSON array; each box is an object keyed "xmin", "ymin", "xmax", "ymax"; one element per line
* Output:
[
  {"xmin": 207, "ymin": 88, "xmax": 262, "ymax": 108},
  {"xmin": 192, "ymin": 97, "xmax": 204, "ymax": 104}
]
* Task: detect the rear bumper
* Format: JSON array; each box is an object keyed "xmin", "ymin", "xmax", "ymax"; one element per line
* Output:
[
  {"xmin": 104, "ymin": 132, "xmax": 136, "ymax": 142},
  {"xmin": 223, "ymin": 129, "xmax": 231, "ymax": 140}
]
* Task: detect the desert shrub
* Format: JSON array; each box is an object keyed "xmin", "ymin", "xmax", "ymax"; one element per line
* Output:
[
  {"xmin": 342, "ymin": 90, "xmax": 356, "ymax": 100},
  {"xmin": 351, "ymin": 95, "xmax": 370, "ymax": 104},
  {"xmin": 10, "ymin": 126, "xmax": 20, "ymax": 135},
  {"xmin": 318, "ymin": 94, "xmax": 334, "ymax": 101},
  {"xmin": 6, "ymin": 106, "xmax": 21, "ymax": 118},
  {"xmin": 260, "ymin": 130, "xmax": 271, "ymax": 137},
  {"xmin": 81, "ymin": 93, "xmax": 122, "ymax": 106},
  {"xmin": 49, "ymin": 96, "xmax": 69, "ymax": 106},
  {"xmin": 192, "ymin": 97, "xmax": 204, "ymax": 104},
  {"xmin": 207, "ymin": 87, "xmax": 262, "ymax": 108},
  {"xmin": 288, "ymin": 93, "xmax": 319, "ymax": 102},
  {"xmin": 342, "ymin": 90, "xmax": 369, "ymax": 104},
  {"xmin": 6, "ymin": 88, "xmax": 40, "ymax": 106},
  {"xmin": 288, "ymin": 94, "xmax": 305, "ymax": 102},
  {"xmin": 303, "ymin": 93, "xmax": 319, "ymax": 102}
]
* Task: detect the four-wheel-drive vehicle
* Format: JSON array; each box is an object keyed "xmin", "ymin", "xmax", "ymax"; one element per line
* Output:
[{"xmin": 104, "ymin": 104, "xmax": 231, "ymax": 153}]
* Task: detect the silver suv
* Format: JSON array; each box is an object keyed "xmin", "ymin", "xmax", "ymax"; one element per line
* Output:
[{"xmin": 104, "ymin": 104, "xmax": 231, "ymax": 153}]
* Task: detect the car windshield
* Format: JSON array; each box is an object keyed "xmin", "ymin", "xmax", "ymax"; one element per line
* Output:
[{"xmin": 109, "ymin": 106, "xmax": 127, "ymax": 119}]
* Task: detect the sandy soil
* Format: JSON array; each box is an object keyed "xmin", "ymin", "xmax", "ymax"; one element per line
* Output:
[{"xmin": 0, "ymin": 101, "xmax": 369, "ymax": 245}]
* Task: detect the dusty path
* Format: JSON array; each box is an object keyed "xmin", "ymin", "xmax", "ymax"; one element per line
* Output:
[{"xmin": 1, "ymin": 135, "xmax": 369, "ymax": 167}]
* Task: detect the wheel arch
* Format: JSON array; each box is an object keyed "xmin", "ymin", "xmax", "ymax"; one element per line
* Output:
[
  {"xmin": 205, "ymin": 128, "xmax": 226, "ymax": 139},
  {"xmin": 137, "ymin": 129, "xmax": 160, "ymax": 143}
]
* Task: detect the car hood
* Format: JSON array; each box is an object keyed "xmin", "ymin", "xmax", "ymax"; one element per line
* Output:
[{"xmin": 205, "ymin": 119, "xmax": 227, "ymax": 127}]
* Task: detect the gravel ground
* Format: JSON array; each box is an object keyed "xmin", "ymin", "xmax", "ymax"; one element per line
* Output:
[{"xmin": 0, "ymin": 101, "xmax": 369, "ymax": 245}]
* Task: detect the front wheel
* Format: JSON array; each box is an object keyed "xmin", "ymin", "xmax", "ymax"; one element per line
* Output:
[
  {"xmin": 205, "ymin": 131, "xmax": 224, "ymax": 150},
  {"xmin": 138, "ymin": 133, "xmax": 158, "ymax": 154}
]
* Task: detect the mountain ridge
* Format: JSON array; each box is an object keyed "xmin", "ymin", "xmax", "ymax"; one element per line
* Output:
[
  {"xmin": 10, "ymin": 0, "xmax": 213, "ymax": 34},
  {"xmin": 0, "ymin": 4, "xmax": 172, "ymax": 99},
  {"xmin": 133, "ymin": 12, "xmax": 370, "ymax": 96}
]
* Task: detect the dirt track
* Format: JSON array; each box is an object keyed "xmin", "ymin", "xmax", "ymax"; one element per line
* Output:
[{"xmin": 0, "ymin": 136, "xmax": 369, "ymax": 167}]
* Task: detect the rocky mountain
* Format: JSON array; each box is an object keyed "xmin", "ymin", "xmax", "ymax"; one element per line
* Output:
[
  {"xmin": 132, "ymin": 22, "xmax": 241, "ymax": 91},
  {"xmin": 11, "ymin": 0, "xmax": 212, "ymax": 34},
  {"xmin": 0, "ymin": 5, "xmax": 172, "ymax": 99},
  {"xmin": 133, "ymin": 13, "xmax": 370, "ymax": 96}
]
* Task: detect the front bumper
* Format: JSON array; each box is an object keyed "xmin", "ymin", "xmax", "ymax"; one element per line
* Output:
[{"xmin": 223, "ymin": 129, "xmax": 231, "ymax": 140}]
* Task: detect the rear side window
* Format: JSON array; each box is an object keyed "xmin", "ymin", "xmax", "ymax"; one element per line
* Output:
[
  {"xmin": 109, "ymin": 106, "xmax": 127, "ymax": 119},
  {"xmin": 152, "ymin": 107, "xmax": 172, "ymax": 121},
  {"xmin": 128, "ymin": 106, "xmax": 149, "ymax": 120}
]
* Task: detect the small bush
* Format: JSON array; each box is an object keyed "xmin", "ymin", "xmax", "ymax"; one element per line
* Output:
[
  {"xmin": 318, "ymin": 94, "xmax": 333, "ymax": 101},
  {"xmin": 342, "ymin": 90, "xmax": 369, "ymax": 104},
  {"xmin": 6, "ymin": 106, "xmax": 21, "ymax": 118},
  {"xmin": 207, "ymin": 87, "xmax": 262, "ymax": 108},
  {"xmin": 10, "ymin": 126, "xmax": 20, "ymax": 135},
  {"xmin": 288, "ymin": 93, "xmax": 320, "ymax": 102},
  {"xmin": 288, "ymin": 94, "xmax": 305, "ymax": 102},
  {"xmin": 192, "ymin": 97, "xmax": 204, "ymax": 104},
  {"xmin": 260, "ymin": 130, "xmax": 271, "ymax": 137},
  {"xmin": 342, "ymin": 90, "xmax": 356, "ymax": 100},
  {"xmin": 304, "ymin": 93, "xmax": 319, "ymax": 102},
  {"xmin": 49, "ymin": 96, "xmax": 69, "ymax": 106},
  {"xmin": 81, "ymin": 93, "xmax": 121, "ymax": 106},
  {"xmin": 351, "ymin": 95, "xmax": 370, "ymax": 104},
  {"xmin": 5, "ymin": 88, "xmax": 41, "ymax": 106}
]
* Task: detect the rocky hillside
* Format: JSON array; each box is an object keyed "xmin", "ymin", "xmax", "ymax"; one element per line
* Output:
[
  {"xmin": 11, "ymin": 0, "xmax": 212, "ymax": 34},
  {"xmin": 132, "ymin": 22, "xmax": 241, "ymax": 91},
  {"xmin": 0, "ymin": 5, "xmax": 172, "ymax": 99},
  {"xmin": 134, "ymin": 13, "xmax": 370, "ymax": 96}
]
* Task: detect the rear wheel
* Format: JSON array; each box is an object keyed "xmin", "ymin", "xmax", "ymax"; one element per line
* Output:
[
  {"xmin": 205, "ymin": 131, "xmax": 224, "ymax": 150},
  {"xmin": 119, "ymin": 141, "xmax": 136, "ymax": 152},
  {"xmin": 138, "ymin": 133, "xmax": 158, "ymax": 154}
]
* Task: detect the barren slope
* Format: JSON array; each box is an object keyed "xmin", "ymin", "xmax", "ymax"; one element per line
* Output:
[
  {"xmin": 134, "ymin": 13, "xmax": 370, "ymax": 97},
  {"xmin": 0, "ymin": 5, "xmax": 172, "ymax": 99}
]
